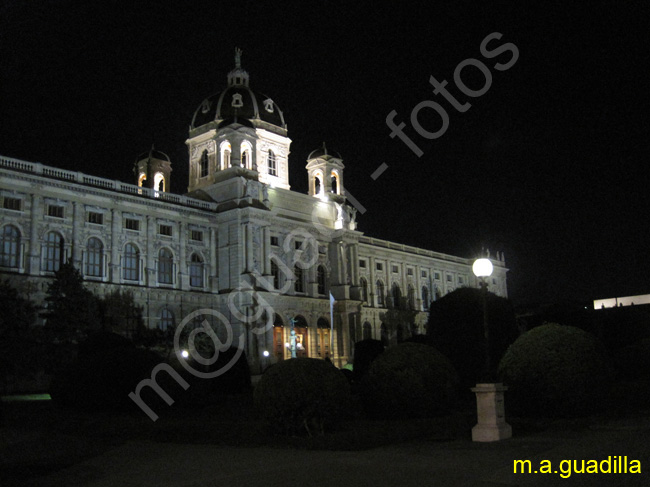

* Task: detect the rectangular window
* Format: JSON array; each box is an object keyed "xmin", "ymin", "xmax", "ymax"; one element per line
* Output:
[
  {"xmin": 125, "ymin": 218, "xmax": 140, "ymax": 231},
  {"xmin": 88, "ymin": 212, "xmax": 103, "ymax": 225},
  {"xmin": 3, "ymin": 197, "xmax": 22, "ymax": 211},
  {"xmin": 159, "ymin": 224, "xmax": 173, "ymax": 236},
  {"xmin": 295, "ymin": 240, "xmax": 302, "ymax": 250},
  {"xmin": 359, "ymin": 260, "xmax": 367, "ymax": 268},
  {"xmin": 421, "ymin": 270, "xmax": 427, "ymax": 278},
  {"xmin": 392, "ymin": 265, "xmax": 399, "ymax": 273},
  {"xmin": 407, "ymin": 268, "xmax": 414, "ymax": 276},
  {"xmin": 458, "ymin": 276, "xmax": 464, "ymax": 284},
  {"xmin": 190, "ymin": 230, "xmax": 203, "ymax": 242},
  {"xmin": 47, "ymin": 204, "xmax": 64, "ymax": 218},
  {"xmin": 270, "ymin": 236, "xmax": 279, "ymax": 246},
  {"xmin": 376, "ymin": 263, "xmax": 383, "ymax": 271},
  {"xmin": 434, "ymin": 272, "xmax": 441, "ymax": 280},
  {"xmin": 446, "ymin": 275, "xmax": 453, "ymax": 282}
]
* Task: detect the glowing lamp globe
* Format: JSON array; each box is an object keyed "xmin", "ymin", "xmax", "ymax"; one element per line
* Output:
[{"xmin": 473, "ymin": 258, "xmax": 494, "ymax": 278}]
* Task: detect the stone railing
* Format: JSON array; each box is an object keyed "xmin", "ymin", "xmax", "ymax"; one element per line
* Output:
[
  {"xmin": 358, "ymin": 235, "xmax": 472, "ymax": 265},
  {"xmin": 0, "ymin": 155, "xmax": 218, "ymax": 211}
]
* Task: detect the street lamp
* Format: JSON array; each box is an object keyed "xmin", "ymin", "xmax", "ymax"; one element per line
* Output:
[
  {"xmin": 471, "ymin": 256, "xmax": 511, "ymax": 442},
  {"xmin": 473, "ymin": 258, "xmax": 493, "ymax": 381}
]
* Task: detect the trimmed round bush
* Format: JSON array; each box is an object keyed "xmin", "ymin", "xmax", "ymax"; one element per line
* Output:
[
  {"xmin": 352, "ymin": 339, "xmax": 384, "ymax": 383},
  {"xmin": 498, "ymin": 323, "xmax": 614, "ymax": 417},
  {"xmin": 359, "ymin": 342, "xmax": 459, "ymax": 419},
  {"xmin": 254, "ymin": 358, "xmax": 351, "ymax": 435}
]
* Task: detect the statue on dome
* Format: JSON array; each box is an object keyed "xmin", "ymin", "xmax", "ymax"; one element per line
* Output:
[{"xmin": 235, "ymin": 47, "xmax": 242, "ymax": 68}]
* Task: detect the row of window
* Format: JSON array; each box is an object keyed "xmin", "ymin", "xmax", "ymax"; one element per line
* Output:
[
  {"xmin": 361, "ymin": 259, "xmax": 468, "ymax": 285},
  {"xmin": 358, "ymin": 277, "xmax": 431, "ymax": 311},
  {"xmin": 199, "ymin": 147, "xmax": 277, "ymax": 177},
  {"xmin": 3, "ymin": 197, "xmax": 206, "ymax": 242},
  {"xmin": 0, "ymin": 225, "xmax": 207, "ymax": 287},
  {"xmin": 269, "ymin": 261, "xmax": 328, "ymax": 295}
]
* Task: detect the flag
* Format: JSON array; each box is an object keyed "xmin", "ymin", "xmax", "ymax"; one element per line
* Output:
[{"xmin": 329, "ymin": 292, "xmax": 335, "ymax": 358}]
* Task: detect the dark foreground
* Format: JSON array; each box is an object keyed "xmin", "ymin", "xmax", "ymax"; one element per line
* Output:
[{"xmin": 1, "ymin": 385, "xmax": 649, "ymax": 487}]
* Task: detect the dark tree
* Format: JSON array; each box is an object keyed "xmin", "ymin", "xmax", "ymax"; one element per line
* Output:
[
  {"xmin": 0, "ymin": 281, "xmax": 37, "ymax": 392},
  {"xmin": 426, "ymin": 287, "xmax": 519, "ymax": 389},
  {"xmin": 99, "ymin": 289, "xmax": 147, "ymax": 341},
  {"xmin": 43, "ymin": 262, "xmax": 100, "ymax": 343},
  {"xmin": 379, "ymin": 294, "xmax": 419, "ymax": 344}
]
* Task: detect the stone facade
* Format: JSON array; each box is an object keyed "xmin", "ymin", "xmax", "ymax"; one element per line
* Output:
[{"xmin": 0, "ymin": 55, "xmax": 507, "ymax": 372}]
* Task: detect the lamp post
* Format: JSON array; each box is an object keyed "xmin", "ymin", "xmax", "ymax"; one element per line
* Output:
[
  {"xmin": 471, "ymin": 257, "xmax": 511, "ymax": 442},
  {"xmin": 472, "ymin": 258, "xmax": 493, "ymax": 381}
]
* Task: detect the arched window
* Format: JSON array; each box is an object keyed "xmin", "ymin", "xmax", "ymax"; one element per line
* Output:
[
  {"xmin": 154, "ymin": 172, "xmax": 165, "ymax": 192},
  {"xmin": 360, "ymin": 277, "xmax": 368, "ymax": 303},
  {"xmin": 158, "ymin": 248, "xmax": 173, "ymax": 284},
  {"xmin": 189, "ymin": 253, "xmax": 204, "ymax": 288},
  {"xmin": 331, "ymin": 171, "xmax": 338, "ymax": 194},
  {"xmin": 160, "ymin": 308, "xmax": 174, "ymax": 332},
  {"xmin": 268, "ymin": 150, "xmax": 277, "ymax": 176},
  {"xmin": 43, "ymin": 231, "xmax": 64, "ymax": 272},
  {"xmin": 408, "ymin": 284, "xmax": 416, "ymax": 309},
  {"xmin": 294, "ymin": 265, "xmax": 304, "ymax": 293},
  {"xmin": 137, "ymin": 172, "xmax": 146, "ymax": 187},
  {"xmin": 363, "ymin": 321, "xmax": 372, "ymax": 340},
  {"xmin": 123, "ymin": 243, "xmax": 140, "ymax": 281},
  {"xmin": 376, "ymin": 280, "xmax": 385, "ymax": 307},
  {"xmin": 422, "ymin": 286, "xmax": 430, "ymax": 310},
  {"xmin": 85, "ymin": 237, "xmax": 103, "ymax": 277},
  {"xmin": 391, "ymin": 283, "xmax": 402, "ymax": 307},
  {"xmin": 271, "ymin": 260, "xmax": 280, "ymax": 290},
  {"xmin": 200, "ymin": 150, "xmax": 209, "ymax": 178},
  {"xmin": 0, "ymin": 225, "xmax": 20, "ymax": 268},
  {"xmin": 314, "ymin": 176, "xmax": 321, "ymax": 195},
  {"xmin": 317, "ymin": 265, "xmax": 326, "ymax": 295},
  {"xmin": 242, "ymin": 150, "xmax": 249, "ymax": 169},
  {"xmin": 380, "ymin": 323, "xmax": 389, "ymax": 346}
]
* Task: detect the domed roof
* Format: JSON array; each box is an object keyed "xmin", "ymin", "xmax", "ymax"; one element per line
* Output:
[
  {"xmin": 135, "ymin": 147, "xmax": 170, "ymax": 162},
  {"xmin": 308, "ymin": 142, "xmax": 342, "ymax": 160},
  {"xmin": 190, "ymin": 49, "xmax": 286, "ymax": 135}
]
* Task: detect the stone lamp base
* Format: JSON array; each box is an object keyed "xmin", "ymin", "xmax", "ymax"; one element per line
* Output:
[{"xmin": 471, "ymin": 382, "xmax": 512, "ymax": 442}]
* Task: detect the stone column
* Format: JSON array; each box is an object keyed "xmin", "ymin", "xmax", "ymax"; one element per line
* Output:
[
  {"xmin": 179, "ymin": 220, "xmax": 187, "ymax": 289},
  {"xmin": 110, "ymin": 208, "xmax": 120, "ymax": 283},
  {"xmin": 210, "ymin": 228, "xmax": 218, "ymax": 291},
  {"xmin": 245, "ymin": 223, "xmax": 254, "ymax": 273},
  {"xmin": 263, "ymin": 226, "xmax": 271, "ymax": 275},
  {"xmin": 28, "ymin": 194, "xmax": 40, "ymax": 274},
  {"xmin": 146, "ymin": 216, "xmax": 155, "ymax": 286},
  {"xmin": 71, "ymin": 202, "xmax": 82, "ymax": 268}
]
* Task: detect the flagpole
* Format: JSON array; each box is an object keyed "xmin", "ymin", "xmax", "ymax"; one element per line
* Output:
[{"xmin": 329, "ymin": 292, "xmax": 335, "ymax": 363}]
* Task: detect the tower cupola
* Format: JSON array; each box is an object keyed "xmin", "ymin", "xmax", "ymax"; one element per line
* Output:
[
  {"xmin": 306, "ymin": 142, "xmax": 345, "ymax": 201},
  {"xmin": 134, "ymin": 146, "xmax": 172, "ymax": 192}
]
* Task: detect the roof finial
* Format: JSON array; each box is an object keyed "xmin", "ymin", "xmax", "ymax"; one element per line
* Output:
[
  {"xmin": 322, "ymin": 141, "xmax": 327, "ymax": 155},
  {"xmin": 235, "ymin": 47, "xmax": 242, "ymax": 69}
]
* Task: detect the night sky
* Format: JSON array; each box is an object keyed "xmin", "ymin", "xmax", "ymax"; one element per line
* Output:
[{"xmin": 1, "ymin": 1, "xmax": 648, "ymax": 306}]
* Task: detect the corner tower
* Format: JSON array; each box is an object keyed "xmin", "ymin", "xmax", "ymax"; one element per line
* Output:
[
  {"xmin": 186, "ymin": 49, "xmax": 291, "ymax": 198},
  {"xmin": 134, "ymin": 146, "xmax": 172, "ymax": 192},
  {"xmin": 306, "ymin": 143, "xmax": 346, "ymax": 202}
]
